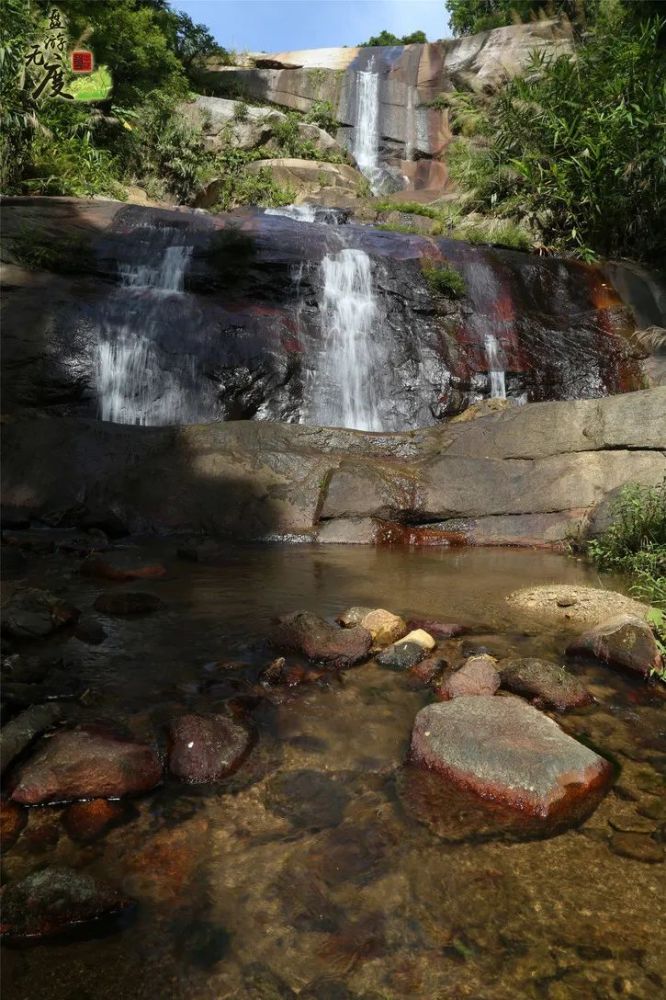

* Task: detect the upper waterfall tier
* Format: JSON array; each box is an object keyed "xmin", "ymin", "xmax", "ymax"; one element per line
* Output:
[{"xmin": 1, "ymin": 197, "xmax": 654, "ymax": 431}]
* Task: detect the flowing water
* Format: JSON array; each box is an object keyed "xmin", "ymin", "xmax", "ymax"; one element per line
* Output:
[
  {"xmin": 485, "ymin": 333, "xmax": 507, "ymax": 399},
  {"xmin": 352, "ymin": 58, "xmax": 383, "ymax": 194},
  {"xmin": 96, "ymin": 230, "xmax": 197, "ymax": 426},
  {"xmin": 310, "ymin": 247, "xmax": 384, "ymax": 431},
  {"xmin": 2, "ymin": 542, "xmax": 665, "ymax": 1000}
]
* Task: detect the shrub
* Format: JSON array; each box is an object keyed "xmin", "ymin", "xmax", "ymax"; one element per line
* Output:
[
  {"xmin": 304, "ymin": 100, "xmax": 339, "ymax": 134},
  {"xmin": 422, "ymin": 261, "xmax": 467, "ymax": 297}
]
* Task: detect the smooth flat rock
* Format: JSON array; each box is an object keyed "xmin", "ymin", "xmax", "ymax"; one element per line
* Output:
[
  {"xmin": 567, "ymin": 615, "xmax": 662, "ymax": 677},
  {"xmin": 499, "ymin": 657, "xmax": 593, "ymax": 710},
  {"xmin": 270, "ymin": 611, "xmax": 372, "ymax": 667},
  {"xmin": 168, "ymin": 713, "xmax": 251, "ymax": 783},
  {"xmin": 410, "ymin": 696, "xmax": 612, "ymax": 822},
  {"xmin": 0, "ymin": 866, "xmax": 133, "ymax": 939},
  {"xmin": 436, "ymin": 655, "xmax": 500, "ymax": 700},
  {"xmin": 11, "ymin": 725, "xmax": 163, "ymax": 804},
  {"xmin": 507, "ymin": 586, "xmax": 650, "ymax": 627}
]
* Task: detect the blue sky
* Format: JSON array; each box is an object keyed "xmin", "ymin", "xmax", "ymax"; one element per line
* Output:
[{"xmin": 174, "ymin": 1, "xmax": 450, "ymax": 53}]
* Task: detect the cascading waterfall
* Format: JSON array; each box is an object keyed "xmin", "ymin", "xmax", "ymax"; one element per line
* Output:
[
  {"xmin": 96, "ymin": 229, "xmax": 198, "ymax": 425},
  {"xmin": 352, "ymin": 57, "xmax": 383, "ymax": 194},
  {"xmin": 311, "ymin": 248, "xmax": 383, "ymax": 431},
  {"xmin": 484, "ymin": 333, "xmax": 507, "ymax": 399}
]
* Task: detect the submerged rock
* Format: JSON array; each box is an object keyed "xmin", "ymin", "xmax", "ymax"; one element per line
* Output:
[
  {"xmin": 410, "ymin": 696, "xmax": 613, "ymax": 824},
  {"xmin": 167, "ymin": 713, "xmax": 251, "ymax": 783},
  {"xmin": 407, "ymin": 619, "xmax": 467, "ymax": 638},
  {"xmin": 337, "ymin": 607, "xmax": 407, "ymax": 646},
  {"xmin": 499, "ymin": 657, "xmax": 593, "ymax": 710},
  {"xmin": 2, "ymin": 588, "xmax": 79, "ymax": 639},
  {"xmin": 270, "ymin": 611, "xmax": 372, "ymax": 667},
  {"xmin": 0, "ymin": 797, "xmax": 27, "ymax": 849},
  {"xmin": 408, "ymin": 656, "xmax": 448, "ymax": 687},
  {"xmin": 265, "ymin": 769, "xmax": 350, "ymax": 829},
  {"xmin": 81, "ymin": 553, "xmax": 167, "ymax": 581},
  {"xmin": 63, "ymin": 799, "xmax": 130, "ymax": 843},
  {"xmin": 376, "ymin": 641, "xmax": 425, "ymax": 671},
  {"xmin": 11, "ymin": 725, "xmax": 162, "ymax": 804},
  {"xmin": 93, "ymin": 591, "xmax": 163, "ymax": 616},
  {"xmin": 567, "ymin": 614, "xmax": 662, "ymax": 677},
  {"xmin": 436, "ymin": 655, "xmax": 500, "ymax": 700},
  {"xmin": 0, "ymin": 866, "xmax": 133, "ymax": 939}
]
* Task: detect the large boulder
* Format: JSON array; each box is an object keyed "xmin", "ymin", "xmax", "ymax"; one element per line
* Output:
[
  {"xmin": 566, "ymin": 615, "xmax": 662, "ymax": 677},
  {"xmin": 499, "ymin": 657, "xmax": 593, "ymax": 710},
  {"xmin": 410, "ymin": 696, "xmax": 612, "ymax": 823},
  {"xmin": 11, "ymin": 725, "xmax": 163, "ymax": 804},
  {"xmin": 0, "ymin": 866, "xmax": 133, "ymax": 939},
  {"xmin": 167, "ymin": 713, "xmax": 251, "ymax": 783},
  {"xmin": 245, "ymin": 158, "xmax": 363, "ymax": 201},
  {"xmin": 270, "ymin": 611, "xmax": 371, "ymax": 667},
  {"xmin": 1, "ymin": 588, "xmax": 79, "ymax": 639}
]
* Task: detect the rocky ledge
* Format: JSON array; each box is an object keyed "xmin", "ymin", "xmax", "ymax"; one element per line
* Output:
[{"xmin": 3, "ymin": 388, "xmax": 664, "ymax": 547}]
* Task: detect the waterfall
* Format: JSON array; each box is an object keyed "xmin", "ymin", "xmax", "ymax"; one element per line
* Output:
[
  {"xmin": 96, "ymin": 228, "xmax": 197, "ymax": 426},
  {"xmin": 484, "ymin": 333, "xmax": 507, "ymax": 399},
  {"xmin": 352, "ymin": 57, "xmax": 383, "ymax": 194},
  {"xmin": 312, "ymin": 248, "xmax": 383, "ymax": 431}
]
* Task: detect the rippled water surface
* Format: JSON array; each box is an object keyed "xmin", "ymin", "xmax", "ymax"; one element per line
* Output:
[{"xmin": 2, "ymin": 544, "xmax": 665, "ymax": 999}]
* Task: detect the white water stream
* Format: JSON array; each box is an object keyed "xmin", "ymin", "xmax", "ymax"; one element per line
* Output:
[
  {"xmin": 352, "ymin": 57, "xmax": 383, "ymax": 194},
  {"xmin": 484, "ymin": 333, "xmax": 507, "ymax": 399},
  {"xmin": 96, "ymin": 234, "xmax": 196, "ymax": 425}
]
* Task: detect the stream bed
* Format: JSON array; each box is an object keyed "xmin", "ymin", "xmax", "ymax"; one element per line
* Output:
[{"xmin": 2, "ymin": 543, "xmax": 665, "ymax": 1000}]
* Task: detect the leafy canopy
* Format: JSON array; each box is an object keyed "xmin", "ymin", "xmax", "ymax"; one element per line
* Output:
[{"xmin": 359, "ymin": 29, "xmax": 427, "ymax": 47}]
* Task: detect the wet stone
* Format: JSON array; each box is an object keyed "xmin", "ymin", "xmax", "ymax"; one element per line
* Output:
[
  {"xmin": 609, "ymin": 832, "xmax": 664, "ymax": 863},
  {"xmin": 0, "ymin": 797, "xmax": 27, "ymax": 849},
  {"xmin": 436, "ymin": 655, "xmax": 500, "ymax": 700},
  {"xmin": 408, "ymin": 656, "xmax": 447, "ymax": 687},
  {"xmin": 168, "ymin": 712, "xmax": 251, "ymax": 783},
  {"xmin": 567, "ymin": 614, "xmax": 661, "ymax": 677},
  {"xmin": 270, "ymin": 611, "xmax": 372, "ymax": 667},
  {"xmin": 608, "ymin": 802, "xmax": 658, "ymax": 834},
  {"xmin": 242, "ymin": 963, "xmax": 296, "ymax": 999},
  {"xmin": 2, "ymin": 588, "xmax": 80, "ymax": 639},
  {"xmin": 376, "ymin": 641, "xmax": 425, "ymax": 670},
  {"xmin": 499, "ymin": 657, "xmax": 593, "ymax": 710},
  {"xmin": 11, "ymin": 724, "xmax": 163, "ymax": 804},
  {"xmin": 0, "ymin": 866, "xmax": 133, "ymax": 939},
  {"xmin": 63, "ymin": 799, "xmax": 130, "ymax": 843},
  {"xmin": 93, "ymin": 591, "xmax": 163, "ymax": 616},
  {"xmin": 407, "ymin": 618, "xmax": 467, "ymax": 638},
  {"xmin": 265, "ymin": 769, "xmax": 350, "ymax": 829},
  {"xmin": 81, "ymin": 552, "xmax": 167, "ymax": 581}
]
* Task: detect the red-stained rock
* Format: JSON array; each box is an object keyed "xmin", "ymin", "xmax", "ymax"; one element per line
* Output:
[
  {"xmin": 499, "ymin": 657, "xmax": 592, "ymax": 710},
  {"xmin": 410, "ymin": 696, "xmax": 612, "ymax": 824},
  {"xmin": 270, "ymin": 611, "xmax": 372, "ymax": 667},
  {"xmin": 407, "ymin": 619, "xmax": 467, "ymax": 639},
  {"xmin": 168, "ymin": 713, "xmax": 251, "ymax": 783},
  {"xmin": 93, "ymin": 591, "xmax": 163, "ymax": 615},
  {"xmin": 435, "ymin": 655, "xmax": 500, "ymax": 701},
  {"xmin": 81, "ymin": 553, "xmax": 166, "ymax": 581},
  {"xmin": 11, "ymin": 725, "xmax": 162, "ymax": 804},
  {"xmin": 566, "ymin": 615, "xmax": 661, "ymax": 677},
  {"xmin": 408, "ymin": 656, "xmax": 448, "ymax": 687},
  {"xmin": 0, "ymin": 798, "xmax": 27, "ymax": 849},
  {"xmin": 0, "ymin": 866, "xmax": 133, "ymax": 939},
  {"xmin": 63, "ymin": 799, "xmax": 128, "ymax": 843},
  {"xmin": 2, "ymin": 588, "xmax": 79, "ymax": 639}
]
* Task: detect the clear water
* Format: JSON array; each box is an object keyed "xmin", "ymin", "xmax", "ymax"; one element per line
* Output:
[
  {"xmin": 2, "ymin": 543, "xmax": 665, "ymax": 999},
  {"xmin": 352, "ymin": 58, "xmax": 383, "ymax": 194},
  {"xmin": 311, "ymin": 248, "xmax": 384, "ymax": 431},
  {"xmin": 485, "ymin": 333, "xmax": 507, "ymax": 400}
]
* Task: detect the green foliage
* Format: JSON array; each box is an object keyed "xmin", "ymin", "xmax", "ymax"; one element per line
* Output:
[
  {"xmin": 374, "ymin": 200, "xmax": 532, "ymax": 249},
  {"xmin": 445, "ymin": 8, "xmax": 666, "ymax": 261},
  {"xmin": 233, "ymin": 99, "xmax": 249, "ymax": 122},
  {"xmin": 587, "ymin": 480, "xmax": 666, "ymax": 610},
  {"xmin": 304, "ymin": 99, "xmax": 339, "ymax": 133},
  {"xmin": 447, "ymin": 1, "xmax": 593, "ymax": 36},
  {"xmin": 422, "ymin": 261, "xmax": 467, "ymax": 297},
  {"xmin": 427, "ymin": 91, "xmax": 489, "ymax": 136},
  {"xmin": 359, "ymin": 29, "xmax": 427, "ymax": 47},
  {"xmin": 268, "ymin": 110, "xmax": 345, "ymax": 162},
  {"xmin": 5, "ymin": 224, "xmax": 93, "ymax": 272},
  {"xmin": 646, "ymin": 609, "xmax": 666, "ymax": 680}
]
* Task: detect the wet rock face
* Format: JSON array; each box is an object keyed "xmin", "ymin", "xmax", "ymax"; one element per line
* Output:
[
  {"xmin": 0, "ymin": 866, "xmax": 133, "ymax": 939},
  {"xmin": 499, "ymin": 657, "xmax": 593, "ymax": 710},
  {"xmin": 567, "ymin": 615, "xmax": 662, "ymax": 677},
  {"xmin": 167, "ymin": 713, "xmax": 251, "ymax": 783},
  {"xmin": 2, "ymin": 588, "xmax": 79, "ymax": 639},
  {"xmin": 436, "ymin": 655, "xmax": 500, "ymax": 700},
  {"xmin": 410, "ymin": 696, "xmax": 613, "ymax": 824},
  {"xmin": 10, "ymin": 725, "xmax": 163, "ymax": 804},
  {"xmin": 270, "ymin": 611, "xmax": 372, "ymax": 667}
]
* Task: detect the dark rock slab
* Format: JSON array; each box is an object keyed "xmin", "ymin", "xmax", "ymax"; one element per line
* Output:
[
  {"xmin": 11, "ymin": 725, "xmax": 162, "ymax": 804},
  {"xmin": 567, "ymin": 614, "xmax": 662, "ymax": 677},
  {"xmin": 0, "ymin": 866, "xmax": 133, "ymax": 939},
  {"xmin": 2, "ymin": 588, "xmax": 79, "ymax": 639},
  {"xmin": 168, "ymin": 713, "xmax": 251, "ymax": 783},
  {"xmin": 436, "ymin": 655, "xmax": 500, "ymax": 700},
  {"xmin": 410, "ymin": 696, "xmax": 612, "ymax": 824},
  {"xmin": 376, "ymin": 641, "xmax": 424, "ymax": 670},
  {"xmin": 81, "ymin": 553, "xmax": 167, "ymax": 581},
  {"xmin": 270, "ymin": 611, "xmax": 371, "ymax": 667},
  {"xmin": 499, "ymin": 657, "xmax": 593, "ymax": 710},
  {"xmin": 93, "ymin": 591, "xmax": 163, "ymax": 616}
]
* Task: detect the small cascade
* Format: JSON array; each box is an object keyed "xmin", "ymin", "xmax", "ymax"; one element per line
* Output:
[
  {"xmin": 311, "ymin": 248, "xmax": 383, "ymax": 431},
  {"xmin": 352, "ymin": 57, "xmax": 383, "ymax": 193},
  {"xmin": 484, "ymin": 333, "xmax": 507, "ymax": 399},
  {"xmin": 96, "ymin": 227, "xmax": 198, "ymax": 426},
  {"xmin": 264, "ymin": 204, "xmax": 347, "ymax": 225}
]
